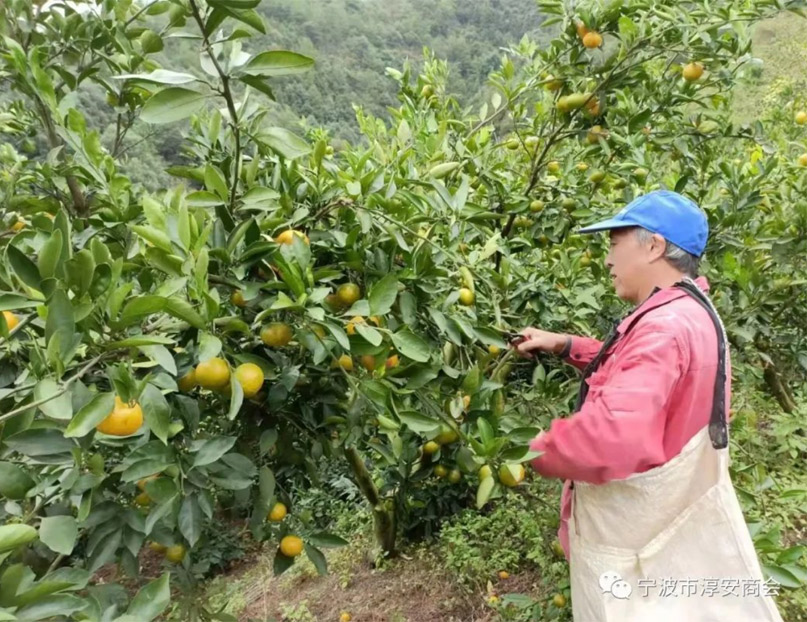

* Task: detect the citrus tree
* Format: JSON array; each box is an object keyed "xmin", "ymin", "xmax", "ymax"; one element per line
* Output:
[{"xmin": 2, "ymin": 0, "xmax": 807, "ymax": 618}]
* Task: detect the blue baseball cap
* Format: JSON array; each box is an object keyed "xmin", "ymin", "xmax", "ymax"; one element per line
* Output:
[{"xmin": 578, "ymin": 190, "xmax": 709, "ymax": 257}]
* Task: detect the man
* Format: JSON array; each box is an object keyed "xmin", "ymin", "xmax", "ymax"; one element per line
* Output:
[{"xmin": 515, "ymin": 190, "xmax": 782, "ymax": 621}]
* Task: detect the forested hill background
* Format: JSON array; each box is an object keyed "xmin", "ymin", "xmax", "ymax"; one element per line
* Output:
[
  {"xmin": 5, "ymin": 1, "xmax": 799, "ymax": 191},
  {"xmin": 56, "ymin": 0, "xmax": 545, "ymax": 190}
]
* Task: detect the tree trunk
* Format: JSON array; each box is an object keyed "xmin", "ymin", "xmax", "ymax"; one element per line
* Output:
[
  {"xmin": 344, "ymin": 446, "xmax": 397, "ymax": 557},
  {"xmin": 763, "ymin": 362, "xmax": 796, "ymax": 413}
]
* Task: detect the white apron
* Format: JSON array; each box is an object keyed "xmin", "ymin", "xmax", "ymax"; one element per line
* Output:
[{"xmin": 568, "ymin": 425, "xmax": 784, "ymax": 622}]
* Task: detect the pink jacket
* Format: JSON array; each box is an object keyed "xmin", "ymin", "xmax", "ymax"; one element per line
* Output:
[{"xmin": 529, "ymin": 276, "xmax": 731, "ymax": 560}]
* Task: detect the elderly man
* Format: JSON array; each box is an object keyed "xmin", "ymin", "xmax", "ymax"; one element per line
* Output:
[{"xmin": 515, "ymin": 191, "xmax": 782, "ymax": 621}]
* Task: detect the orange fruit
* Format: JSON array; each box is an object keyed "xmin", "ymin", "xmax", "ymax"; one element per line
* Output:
[
  {"xmin": 448, "ymin": 469, "xmax": 461, "ymax": 484},
  {"xmin": 488, "ymin": 344, "xmax": 501, "ymax": 355},
  {"xmin": 231, "ymin": 290, "xmax": 246, "ymax": 307},
  {"xmin": 148, "ymin": 541, "xmax": 167, "ymax": 554},
  {"xmin": 234, "ymin": 363, "xmax": 264, "ymax": 398},
  {"xmin": 385, "ymin": 355, "xmax": 399, "ymax": 369},
  {"xmin": 499, "ymin": 570, "xmax": 510, "ymax": 580},
  {"xmin": 434, "ymin": 464, "xmax": 448, "ymax": 478},
  {"xmin": 798, "ymin": 153, "xmax": 807, "ymax": 167},
  {"xmin": 134, "ymin": 492, "xmax": 151, "ymax": 507},
  {"xmin": 275, "ymin": 229, "xmax": 309, "ymax": 245},
  {"xmin": 682, "ymin": 62, "xmax": 704, "ymax": 81},
  {"xmin": 346, "ymin": 316, "xmax": 365, "ymax": 335},
  {"xmin": 796, "ymin": 110, "xmax": 807, "ymax": 125},
  {"xmin": 268, "ymin": 502, "xmax": 287, "ymax": 522},
  {"xmin": 582, "ymin": 31, "xmax": 602, "ymax": 48},
  {"xmin": 195, "ymin": 357, "xmax": 230, "ymax": 389},
  {"xmin": 10, "ymin": 221, "xmax": 24, "ymax": 232},
  {"xmin": 360, "ymin": 355, "xmax": 377, "ymax": 371},
  {"xmin": 165, "ymin": 544, "xmax": 186, "ymax": 563},
  {"xmin": 499, "ymin": 463, "xmax": 526, "ymax": 487},
  {"xmin": 336, "ymin": 283, "xmax": 361, "ymax": 306},
  {"xmin": 2, "ymin": 311, "xmax": 19, "ymax": 331},
  {"xmin": 177, "ymin": 368, "xmax": 196, "ymax": 392},
  {"xmin": 547, "ymin": 161, "xmax": 561, "ymax": 173},
  {"xmin": 280, "ymin": 535, "xmax": 304, "ymax": 557},
  {"xmin": 332, "ymin": 354, "xmax": 353, "ymax": 371},
  {"xmin": 553, "ymin": 593, "xmax": 567, "ymax": 608},
  {"xmin": 436, "ymin": 427, "xmax": 458, "ymax": 445},
  {"xmin": 529, "ymin": 200, "xmax": 544, "ymax": 213},
  {"xmin": 458, "ymin": 288, "xmax": 475, "ymax": 306},
  {"xmin": 423, "ymin": 441, "xmax": 440, "ymax": 455},
  {"xmin": 479, "ymin": 465, "xmax": 492, "ymax": 479},
  {"xmin": 340, "ymin": 613, "xmax": 352, "ymax": 622},
  {"xmin": 96, "ymin": 396, "xmax": 144, "ymax": 436},
  {"xmin": 575, "ymin": 21, "xmax": 590, "ymax": 39},
  {"xmin": 261, "ymin": 322, "xmax": 293, "ymax": 347},
  {"xmin": 462, "ymin": 394, "xmax": 471, "ymax": 411}
]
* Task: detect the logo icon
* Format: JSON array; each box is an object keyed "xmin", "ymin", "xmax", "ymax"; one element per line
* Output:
[{"xmin": 600, "ymin": 571, "xmax": 632, "ymax": 600}]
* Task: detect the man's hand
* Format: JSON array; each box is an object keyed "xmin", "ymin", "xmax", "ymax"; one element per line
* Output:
[{"xmin": 512, "ymin": 328, "xmax": 569, "ymax": 359}]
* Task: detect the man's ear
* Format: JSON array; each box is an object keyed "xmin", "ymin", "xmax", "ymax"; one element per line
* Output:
[{"xmin": 649, "ymin": 233, "xmax": 667, "ymax": 261}]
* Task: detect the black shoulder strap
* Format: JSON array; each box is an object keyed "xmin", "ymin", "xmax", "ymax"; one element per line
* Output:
[{"xmin": 572, "ymin": 280, "xmax": 728, "ymax": 450}]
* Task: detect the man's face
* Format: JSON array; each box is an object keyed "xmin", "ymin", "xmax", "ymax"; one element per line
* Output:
[{"xmin": 605, "ymin": 227, "xmax": 654, "ymax": 303}]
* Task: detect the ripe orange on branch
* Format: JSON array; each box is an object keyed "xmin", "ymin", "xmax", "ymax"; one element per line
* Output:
[
  {"xmin": 261, "ymin": 322, "xmax": 293, "ymax": 347},
  {"xmin": 195, "ymin": 357, "xmax": 230, "ymax": 389},
  {"xmin": 2, "ymin": 311, "xmax": 19, "ymax": 331},
  {"xmin": 280, "ymin": 535, "xmax": 304, "ymax": 557},
  {"xmin": 275, "ymin": 229, "xmax": 309, "ymax": 245},
  {"xmin": 96, "ymin": 396, "xmax": 143, "ymax": 436}
]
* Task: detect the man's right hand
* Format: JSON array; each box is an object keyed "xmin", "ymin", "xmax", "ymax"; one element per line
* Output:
[{"xmin": 512, "ymin": 328, "xmax": 569, "ymax": 358}]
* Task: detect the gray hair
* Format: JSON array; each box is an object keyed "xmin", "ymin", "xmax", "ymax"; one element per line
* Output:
[{"xmin": 634, "ymin": 228, "xmax": 700, "ymax": 277}]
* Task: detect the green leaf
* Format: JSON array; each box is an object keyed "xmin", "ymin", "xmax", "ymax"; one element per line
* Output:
[
  {"xmin": 64, "ymin": 393, "xmax": 115, "ymax": 438},
  {"xmin": 476, "ymin": 476, "xmax": 495, "ymax": 509},
  {"xmin": 140, "ymin": 384, "xmax": 170, "ymax": 444},
  {"xmin": 242, "ymin": 50, "xmax": 314, "ymax": 76},
  {"xmin": 141, "ymin": 87, "xmax": 208, "ymax": 124},
  {"xmin": 256, "ymin": 127, "xmax": 310, "ymax": 159},
  {"xmin": 131, "ymin": 225, "xmax": 173, "ymax": 253},
  {"xmin": 208, "ymin": 0, "xmax": 261, "ymax": 8},
  {"xmin": 391, "ymin": 329, "xmax": 431, "ymax": 363},
  {"xmin": 125, "ymin": 572, "xmax": 171, "ymax": 621},
  {"xmin": 45, "ymin": 289, "xmax": 75, "ymax": 358},
  {"xmin": 0, "ymin": 524, "xmax": 37, "ymax": 553},
  {"xmin": 368, "ymin": 274, "xmax": 398, "ymax": 316},
  {"xmin": 106, "ymin": 336, "xmax": 175, "ymax": 349},
  {"xmin": 7, "ymin": 246, "xmax": 41, "ymax": 290},
  {"xmin": 0, "ymin": 462, "xmax": 35, "ymax": 500},
  {"xmin": 179, "ymin": 496, "xmax": 202, "ymax": 547},
  {"xmin": 227, "ymin": 377, "xmax": 243, "ymax": 420},
  {"xmin": 13, "ymin": 595, "xmax": 85, "ymax": 620},
  {"xmin": 204, "ymin": 163, "xmax": 229, "ymax": 200},
  {"xmin": 191, "ymin": 437, "xmax": 236, "ymax": 468},
  {"xmin": 273, "ymin": 550, "xmax": 294, "ymax": 576},
  {"xmin": 307, "ymin": 532, "xmax": 348, "ymax": 548},
  {"xmin": 138, "ymin": 345, "xmax": 177, "ymax": 375},
  {"xmin": 304, "ymin": 543, "xmax": 328, "ymax": 575},
  {"xmin": 762, "ymin": 565, "xmax": 801, "ymax": 589},
  {"xmin": 198, "ymin": 332, "xmax": 222, "ymax": 362},
  {"xmin": 355, "ymin": 323, "xmax": 382, "ymax": 346},
  {"xmin": 34, "ymin": 379, "xmax": 73, "ymax": 421},
  {"xmin": 398, "ymin": 411, "xmax": 441, "ymax": 434},
  {"xmin": 65, "ymin": 249, "xmax": 95, "ymax": 296},
  {"xmin": 5, "ymin": 429, "xmax": 75, "ymax": 457},
  {"xmin": 39, "ymin": 516, "xmax": 77, "ymax": 555},
  {"xmin": 115, "ymin": 70, "xmax": 199, "ymax": 84},
  {"xmin": 461, "ymin": 365, "xmax": 481, "ymax": 394},
  {"xmin": 37, "ymin": 229, "xmax": 63, "ymax": 279}
]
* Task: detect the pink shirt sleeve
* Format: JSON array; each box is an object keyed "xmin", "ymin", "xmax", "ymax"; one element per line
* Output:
[
  {"xmin": 530, "ymin": 324, "xmax": 684, "ymax": 484},
  {"xmin": 563, "ymin": 336, "xmax": 604, "ymax": 371}
]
